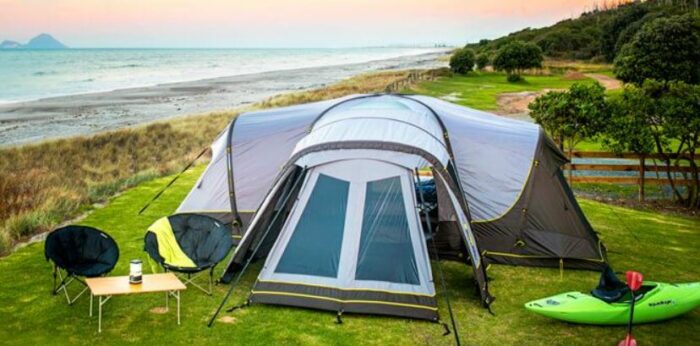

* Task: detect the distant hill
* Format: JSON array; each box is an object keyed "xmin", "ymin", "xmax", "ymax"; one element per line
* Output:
[
  {"xmin": 0, "ymin": 40, "xmax": 21, "ymax": 49},
  {"xmin": 467, "ymin": 0, "xmax": 698, "ymax": 62},
  {"xmin": 0, "ymin": 34, "xmax": 68, "ymax": 49}
]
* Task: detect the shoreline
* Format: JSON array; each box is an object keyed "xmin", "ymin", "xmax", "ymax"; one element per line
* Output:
[{"xmin": 0, "ymin": 50, "xmax": 448, "ymax": 147}]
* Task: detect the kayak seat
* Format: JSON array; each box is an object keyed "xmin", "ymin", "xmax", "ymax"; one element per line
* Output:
[{"xmin": 591, "ymin": 266, "xmax": 629, "ymax": 303}]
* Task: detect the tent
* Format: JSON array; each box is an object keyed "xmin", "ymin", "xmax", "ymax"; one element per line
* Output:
[{"xmin": 178, "ymin": 94, "xmax": 607, "ymax": 319}]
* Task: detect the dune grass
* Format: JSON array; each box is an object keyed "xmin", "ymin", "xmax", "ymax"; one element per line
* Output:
[
  {"xmin": 0, "ymin": 70, "xmax": 424, "ymax": 255},
  {"xmin": 0, "ymin": 167, "xmax": 697, "ymax": 345}
]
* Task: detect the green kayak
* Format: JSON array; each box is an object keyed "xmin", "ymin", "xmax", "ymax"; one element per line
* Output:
[{"xmin": 525, "ymin": 282, "xmax": 700, "ymax": 325}]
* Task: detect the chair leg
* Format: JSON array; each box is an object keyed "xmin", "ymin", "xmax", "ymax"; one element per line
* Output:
[
  {"xmin": 54, "ymin": 270, "xmax": 88, "ymax": 305},
  {"xmin": 175, "ymin": 271, "xmax": 212, "ymax": 295}
]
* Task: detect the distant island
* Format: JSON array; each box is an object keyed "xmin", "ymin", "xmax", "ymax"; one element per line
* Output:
[{"xmin": 0, "ymin": 33, "xmax": 67, "ymax": 49}]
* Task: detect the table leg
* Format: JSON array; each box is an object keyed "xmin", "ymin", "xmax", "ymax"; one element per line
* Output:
[
  {"xmin": 97, "ymin": 295, "xmax": 111, "ymax": 333},
  {"xmin": 98, "ymin": 296, "xmax": 102, "ymax": 333},
  {"xmin": 90, "ymin": 293, "xmax": 93, "ymax": 317},
  {"xmin": 176, "ymin": 291, "xmax": 181, "ymax": 325},
  {"xmin": 165, "ymin": 291, "xmax": 169, "ymax": 311}
]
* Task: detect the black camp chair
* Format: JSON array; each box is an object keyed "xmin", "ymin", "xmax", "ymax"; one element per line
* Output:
[
  {"xmin": 144, "ymin": 213, "xmax": 233, "ymax": 295},
  {"xmin": 44, "ymin": 225, "xmax": 120, "ymax": 305}
]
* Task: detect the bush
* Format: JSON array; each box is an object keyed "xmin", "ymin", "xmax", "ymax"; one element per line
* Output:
[
  {"xmin": 507, "ymin": 74, "xmax": 521, "ymax": 82},
  {"xmin": 614, "ymin": 13, "xmax": 700, "ymax": 85},
  {"xmin": 449, "ymin": 48, "xmax": 476, "ymax": 74},
  {"xmin": 475, "ymin": 54, "xmax": 490, "ymax": 70},
  {"xmin": 529, "ymin": 82, "xmax": 607, "ymax": 154},
  {"xmin": 492, "ymin": 41, "xmax": 543, "ymax": 81}
]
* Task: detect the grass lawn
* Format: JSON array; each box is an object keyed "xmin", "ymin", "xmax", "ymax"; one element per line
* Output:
[
  {"xmin": 406, "ymin": 71, "xmax": 625, "ymax": 152},
  {"xmin": 406, "ymin": 71, "xmax": 596, "ymax": 111},
  {"xmin": 0, "ymin": 166, "xmax": 698, "ymax": 345}
]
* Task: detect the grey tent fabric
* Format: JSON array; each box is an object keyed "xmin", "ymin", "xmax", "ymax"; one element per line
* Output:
[
  {"xmin": 176, "ymin": 96, "xmax": 357, "ymax": 236},
  {"xmin": 473, "ymin": 132, "xmax": 606, "ymax": 269},
  {"xmin": 182, "ymin": 93, "xmax": 606, "ymax": 318}
]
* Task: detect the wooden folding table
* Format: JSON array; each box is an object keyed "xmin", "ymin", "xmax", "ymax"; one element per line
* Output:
[{"xmin": 86, "ymin": 273, "xmax": 186, "ymax": 332}]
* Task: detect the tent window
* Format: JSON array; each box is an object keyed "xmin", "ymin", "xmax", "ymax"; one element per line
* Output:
[
  {"xmin": 356, "ymin": 176, "xmax": 420, "ymax": 285},
  {"xmin": 275, "ymin": 174, "xmax": 349, "ymax": 278}
]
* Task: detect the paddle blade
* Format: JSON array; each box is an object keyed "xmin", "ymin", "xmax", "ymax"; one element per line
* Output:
[
  {"xmin": 625, "ymin": 271, "xmax": 643, "ymax": 291},
  {"xmin": 618, "ymin": 334, "xmax": 637, "ymax": 346}
]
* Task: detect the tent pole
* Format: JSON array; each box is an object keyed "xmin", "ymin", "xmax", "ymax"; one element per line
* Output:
[
  {"xmin": 207, "ymin": 167, "xmax": 307, "ymax": 327},
  {"xmin": 138, "ymin": 146, "xmax": 210, "ymax": 215},
  {"xmin": 414, "ymin": 168, "xmax": 461, "ymax": 346}
]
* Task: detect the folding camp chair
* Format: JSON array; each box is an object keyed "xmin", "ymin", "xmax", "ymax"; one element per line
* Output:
[
  {"xmin": 144, "ymin": 213, "xmax": 233, "ymax": 295},
  {"xmin": 44, "ymin": 225, "xmax": 120, "ymax": 305}
]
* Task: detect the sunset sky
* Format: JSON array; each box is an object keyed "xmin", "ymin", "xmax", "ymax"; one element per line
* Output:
[{"xmin": 1, "ymin": 0, "xmax": 599, "ymax": 48}]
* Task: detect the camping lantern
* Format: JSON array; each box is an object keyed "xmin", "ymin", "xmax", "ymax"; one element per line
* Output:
[{"xmin": 129, "ymin": 259, "xmax": 142, "ymax": 284}]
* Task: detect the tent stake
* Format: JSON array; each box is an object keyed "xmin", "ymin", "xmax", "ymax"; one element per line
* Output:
[
  {"xmin": 208, "ymin": 167, "xmax": 307, "ymax": 327},
  {"xmin": 415, "ymin": 168, "xmax": 461, "ymax": 346}
]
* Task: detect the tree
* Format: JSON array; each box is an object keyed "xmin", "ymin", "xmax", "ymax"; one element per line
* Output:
[
  {"xmin": 528, "ymin": 90, "xmax": 570, "ymax": 147},
  {"xmin": 449, "ymin": 48, "xmax": 476, "ymax": 75},
  {"xmin": 492, "ymin": 41, "xmax": 543, "ymax": 82},
  {"xmin": 475, "ymin": 54, "xmax": 490, "ymax": 70},
  {"xmin": 600, "ymin": 4, "xmax": 649, "ymax": 61},
  {"xmin": 602, "ymin": 86, "xmax": 656, "ymax": 201},
  {"xmin": 602, "ymin": 87, "xmax": 655, "ymax": 155},
  {"xmin": 614, "ymin": 13, "xmax": 700, "ymax": 86},
  {"xmin": 602, "ymin": 80, "xmax": 700, "ymax": 208},
  {"xmin": 529, "ymin": 82, "xmax": 607, "ymax": 170},
  {"xmin": 655, "ymin": 81, "xmax": 700, "ymax": 208}
]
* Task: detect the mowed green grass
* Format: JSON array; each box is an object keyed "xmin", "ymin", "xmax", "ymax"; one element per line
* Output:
[
  {"xmin": 406, "ymin": 71, "xmax": 615, "ymax": 151},
  {"xmin": 0, "ymin": 166, "xmax": 698, "ymax": 345},
  {"xmin": 406, "ymin": 71, "xmax": 596, "ymax": 111}
]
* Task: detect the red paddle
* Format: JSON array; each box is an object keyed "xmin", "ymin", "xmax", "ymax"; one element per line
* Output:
[{"xmin": 618, "ymin": 271, "xmax": 643, "ymax": 346}]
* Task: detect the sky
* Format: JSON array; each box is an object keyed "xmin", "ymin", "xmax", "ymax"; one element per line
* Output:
[{"xmin": 0, "ymin": 0, "xmax": 599, "ymax": 48}]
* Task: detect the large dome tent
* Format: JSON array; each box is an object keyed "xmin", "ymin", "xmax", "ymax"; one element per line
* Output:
[{"xmin": 177, "ymin": 94, "xmax": 607, "ymax": 321}]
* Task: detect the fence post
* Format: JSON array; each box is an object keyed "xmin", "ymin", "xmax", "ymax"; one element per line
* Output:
[{"xmin": 639, "ymin": 155, "xmax": 645, "ymax": 202}]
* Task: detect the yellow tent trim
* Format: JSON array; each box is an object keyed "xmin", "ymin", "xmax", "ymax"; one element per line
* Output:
[
  {"xmin": 257, "ymin": 279, "xmax": 435, "ymax": 298},
  {"xmin": 251, "ymin": 290, "xmax": 438, "ymax": 311},
  {"xmin": 483, "ymin": 250, "xmax": 606, "ymax": 263}
]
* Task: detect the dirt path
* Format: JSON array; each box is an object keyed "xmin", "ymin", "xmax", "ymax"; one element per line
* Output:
[
  {"xmin": 495, "ymin": 73, "xmax": 622, "ymax": 119},
  {"xmin": 585, "ymin": 73, "xmax": 623, "ymax": 90},
  {"xmin": 494, "ymin": 90, "xmax": 552, "ymax": 120}
]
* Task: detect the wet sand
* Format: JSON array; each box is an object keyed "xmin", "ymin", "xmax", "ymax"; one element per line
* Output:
[{"xmin": 0, "ymin": 50, "xmax": 448, "ymax": 147}]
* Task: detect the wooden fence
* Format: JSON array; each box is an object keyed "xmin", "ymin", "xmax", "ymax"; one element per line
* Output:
[
  {"xmin": 565, "ymin": 151, "xmax": 698, "ymax": 201},
  {"xmin": 384, "ymin": 68, "xmax": 446, "ymax": 93}
]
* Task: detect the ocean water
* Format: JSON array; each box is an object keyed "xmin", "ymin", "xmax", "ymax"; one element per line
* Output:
[{"xmin": 0, "ymin": 48, "xmax": 440, "ymax": 103}]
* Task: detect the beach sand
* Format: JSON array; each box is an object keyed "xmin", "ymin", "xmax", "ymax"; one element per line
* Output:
[{"xmin": 0, "ymin": 50, "xmax": 448, "ymax": 147}]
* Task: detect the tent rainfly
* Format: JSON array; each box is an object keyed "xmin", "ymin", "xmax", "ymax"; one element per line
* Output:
[{"xmin": 177, "ymin": 94, "xmax": 607, "ymax": 320}]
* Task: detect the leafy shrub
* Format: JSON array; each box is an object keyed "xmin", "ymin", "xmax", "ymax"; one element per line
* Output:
[
  {"xmin": 507, "ymin": 74, "xmax": 522, "ymax": 82},
  {"xmin": 492, "ymin": 41, "xmax": 543, "ymax": 81},
  {"xmin": 529, "ymin": 82, "xmax": 607, "ymax": 154},
  {"xmin": 475, "ymin": 54, "xmax": 490, "ymax": 70},
  {"xmin": 449, "ymin": 48, "xmax": 476, "ymax": 74},
  {"xmin": 614, "ymin": 13, "xmax": 700, "ymax": 85}
]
